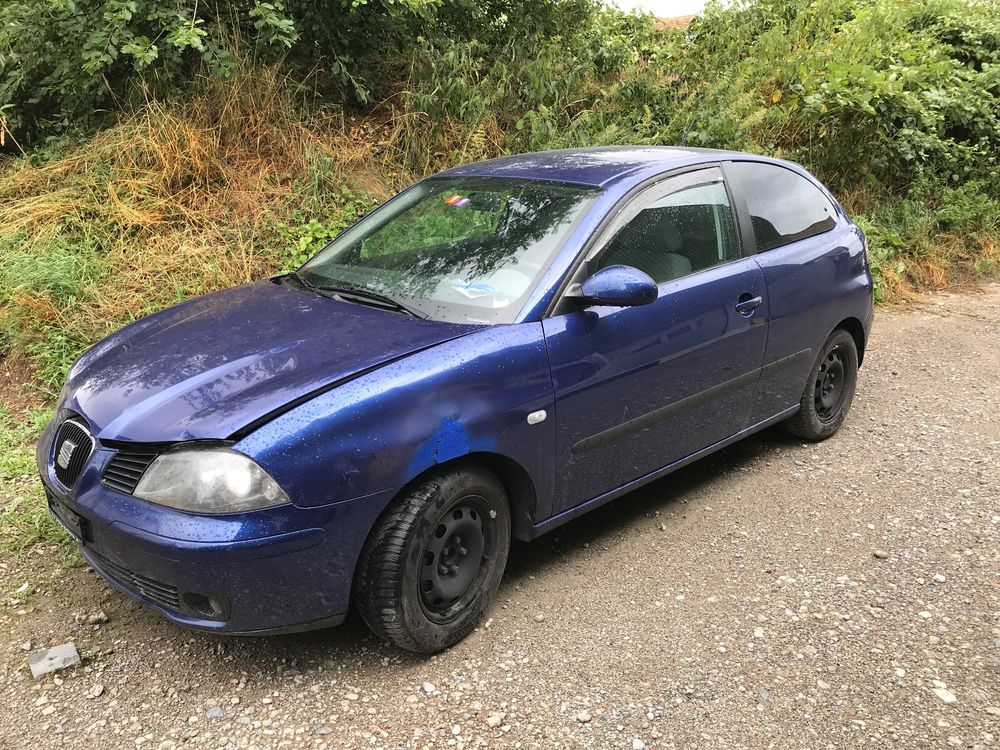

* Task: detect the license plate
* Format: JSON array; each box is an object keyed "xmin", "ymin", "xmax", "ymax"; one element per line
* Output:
[{"xmin": 47, "ymin": 493, "xmax": 89, "ymax": 543}]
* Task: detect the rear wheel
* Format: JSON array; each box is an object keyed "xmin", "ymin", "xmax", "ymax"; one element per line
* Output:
[
  {"xmin": 783, "ymin": 329, "xmax": 859, "ymax": 441},
  {"xmin": 353, "ymin": 467, "xmax": 511, "ymax": 653}
]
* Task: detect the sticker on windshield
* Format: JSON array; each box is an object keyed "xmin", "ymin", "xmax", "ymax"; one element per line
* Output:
[
  {"xmin": 444, "ymin": 194, "xmax": 471, "ymax": 207},
  {"xmin": 452, "ymin": 281, "xmax": 499, "ymax": 299}
]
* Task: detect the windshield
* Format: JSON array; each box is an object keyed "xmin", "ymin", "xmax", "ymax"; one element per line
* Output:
[{"xmin": 298, "ymin": 177, "xmax": 600, "ymax": 324}]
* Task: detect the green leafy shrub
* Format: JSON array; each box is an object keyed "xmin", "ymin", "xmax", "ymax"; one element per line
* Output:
[
  {"xmin": 278, "ymin": 187, "xmax": 378, "ymax": 268},
  {"xmin": 0, "ymin": 0, "xmax": 599, "ymax": 147},
  {"xmin": 0, "ymin": 0, "xmax": 297, "ymax": 146}
]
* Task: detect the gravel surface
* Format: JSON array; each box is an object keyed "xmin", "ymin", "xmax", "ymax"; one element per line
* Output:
[{"xmin": 2, "ymin": 285, "xmax": 999, "ymax": 750}]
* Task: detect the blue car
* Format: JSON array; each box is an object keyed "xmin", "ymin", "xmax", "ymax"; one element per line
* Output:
[{"xmin": 37, "ymin": 147, "xmax": 873, "ymax": 652}]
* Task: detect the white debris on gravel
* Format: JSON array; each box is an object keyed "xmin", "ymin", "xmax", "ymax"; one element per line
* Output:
[
  {"xmin": 73, "ymin": 610, "xmax": 108, "ymax": 625},
  {"xmin": 27, "ymin": 642, "xmax": 80, "ymax": 679},
  {"xmin": 933, "ymin": 687, "xmax": 958, "ymax": 704}
]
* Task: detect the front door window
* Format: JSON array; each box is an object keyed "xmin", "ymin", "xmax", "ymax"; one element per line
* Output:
[{"xmin": 593, "ymin": 177, "xmax": 739, "ymax": 283}]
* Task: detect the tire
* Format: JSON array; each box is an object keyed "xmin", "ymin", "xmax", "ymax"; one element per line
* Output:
[
  {"xmin": 353, "ymin": 467, "xmax": 511, "ymax": 653},
  {"xmin": 783, "ymin": 328, "xmax": 859, "ymax": 441}
]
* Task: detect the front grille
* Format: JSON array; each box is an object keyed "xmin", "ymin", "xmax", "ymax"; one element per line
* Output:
[
  {"xmin": 102, "ymin": 449, "xmax": 159, "ymax": 494},
  {"xmin": 88, "ymin": 551, "xmax": 180, "ymax": 610},
  {"xmin": 52, "ymin": 419, "xmax": 94, "ymax": 488}
]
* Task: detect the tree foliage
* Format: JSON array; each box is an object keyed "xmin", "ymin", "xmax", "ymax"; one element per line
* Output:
[
  {"xmin": 396, "ymin": 0, "xmax": 1000, "ymax": 197},
  {"xmin": 0, "ymin": 0, "xmax": 597, "ymax": 146},
  {"xmin": 0, "ymin": 0, "xmax": 298, "ymax": 144}
]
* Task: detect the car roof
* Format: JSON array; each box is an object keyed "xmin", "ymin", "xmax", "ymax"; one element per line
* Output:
[{"xmin": 434, "ymin": 146, "xmax": 751, "ymax": 189}]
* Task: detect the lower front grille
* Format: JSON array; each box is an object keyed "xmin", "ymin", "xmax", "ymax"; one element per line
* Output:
[
  {"xmin": 102, "ymin": 449, "xmax": 159, "ymax": 494},
  {"xmin": 88, "ymin": 551, "xmax": 180, "ymax": 610}
]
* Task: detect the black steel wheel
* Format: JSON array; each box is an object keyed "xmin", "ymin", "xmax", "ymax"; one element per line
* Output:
[
  {"xmin": 814, "ymin": 346, "xmax": 849, "ymax": 422},
  {"xmin": 419, "ymin": 499, "xmax": 496, "ymax": 622},
  {"xmin": 353, "ymin": 467, "xmax": 510, "ymax": 653},
  {"xmin": 784, "ymin": 328, "xmax": 859, "ymax": 441}
]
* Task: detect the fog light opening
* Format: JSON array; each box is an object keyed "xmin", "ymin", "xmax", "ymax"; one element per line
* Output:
[{"xmin": 181, "ymin": 592, "xmax": 227, "ymax": 621}]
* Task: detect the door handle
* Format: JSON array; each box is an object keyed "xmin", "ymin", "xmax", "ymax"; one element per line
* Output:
[{"xmin": 735, "ymin": 294, "xmax": 763, "ymax": 317}]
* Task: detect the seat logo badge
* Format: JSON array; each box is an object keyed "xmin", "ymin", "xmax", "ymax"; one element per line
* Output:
[
  {"xmin": 56, "ymin": 439, "xmax": 78, "ymax": 470},
  {"xmin": 527, "ymin": 410, "xmax": 547, "ymax": 426}
]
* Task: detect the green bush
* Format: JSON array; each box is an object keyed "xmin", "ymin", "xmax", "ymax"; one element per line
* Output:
[
  {"xmin": 400, "ymin": 0, "xmax": 1000, "ymax": 193},
  {"xmin": 0, "ymin": 0, "xmax": 600, "ymax": 147},
  {"xmin": 0, "ymin": 0, "xmax": 297, "ymax": 145},
  {"xmin": 393, "ymin": 0, "xmax": 999, "ymax": 299}
]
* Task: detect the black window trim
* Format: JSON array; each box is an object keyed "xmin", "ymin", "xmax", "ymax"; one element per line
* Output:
[
  {"xmin": 720, "ymin": 158, "xmax": 842, "ymax": 255},
  {"xmin": 546, "ymin": 162, "xmax": 749, "ymax": 317}
]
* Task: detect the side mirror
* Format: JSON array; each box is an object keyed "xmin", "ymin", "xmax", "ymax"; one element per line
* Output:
[{"xmin": 576, "ymin": 265, "xmax": 658, "ymax": 308}]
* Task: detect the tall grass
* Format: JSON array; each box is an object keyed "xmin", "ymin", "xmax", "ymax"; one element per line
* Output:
[
  {"xmin": 0, "ymin": 66, "xmax": 395, "ymax": 393},
  {"xmin": 0, "ymin": 405, "xmax": 66, "ymax": 550}
]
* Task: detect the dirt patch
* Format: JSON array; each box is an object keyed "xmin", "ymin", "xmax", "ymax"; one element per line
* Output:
[{"xmin": 0, "ymin": 353, "xmax": 45, "ymax": 414}]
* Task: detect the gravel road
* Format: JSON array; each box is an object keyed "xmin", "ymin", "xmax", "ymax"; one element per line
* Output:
[{"xmin": 2, "ymin": 285, "xmax": 998, "ymax": 750}]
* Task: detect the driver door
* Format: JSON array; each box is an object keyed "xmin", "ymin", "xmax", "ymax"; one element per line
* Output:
[{"xmin": 541, "ymin": 166, "xmax": 769, "ymax": 514}]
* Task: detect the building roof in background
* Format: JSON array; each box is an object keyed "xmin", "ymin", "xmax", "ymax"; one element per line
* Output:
[{"xmin": 656, "ymin": 15, "xmax": 694, "ymax": 28}]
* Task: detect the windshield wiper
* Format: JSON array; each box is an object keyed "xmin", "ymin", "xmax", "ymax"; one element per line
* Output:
[
  {"xmin": 285, "ymin": 270, "xmax": 315, "ymax": 291},
  {"xmin": 311, "ymin": 282, "xmax": 429, "ymax": 319}
]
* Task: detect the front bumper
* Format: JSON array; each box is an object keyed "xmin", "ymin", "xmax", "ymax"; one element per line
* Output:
[
  {"xmin": 38, "ymin": 419, "xmax": 393, "ymax": 634},
  {"xmin": 79, "ymin": 545, "xmax": 346, "ymax": 635}
]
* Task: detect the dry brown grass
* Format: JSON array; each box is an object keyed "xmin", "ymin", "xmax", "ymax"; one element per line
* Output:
[
  {"xmin": 0, "ymin": 64, "xmax": 414, "ymax": 393},
  {"xmin": 0, "ymin": 66, "xmax": 400, "ymax": 239},
  {"xmin": 874, "ymin": 232, "xmax": 1000, "ymax": 304}
]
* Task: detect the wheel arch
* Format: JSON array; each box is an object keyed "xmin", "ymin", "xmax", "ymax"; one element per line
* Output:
[
  {"xmin": 835, "ymin": 316, "xmax": 867, "ymax": 366},
  {"xmin": 393, "ymin": 452, "xmax": 539, "ymax": 542}
]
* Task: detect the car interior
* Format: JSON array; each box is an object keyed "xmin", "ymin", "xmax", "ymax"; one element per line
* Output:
[{"xmin": 594, "ymin": 202, "xmax": 737, "ymax": 283}]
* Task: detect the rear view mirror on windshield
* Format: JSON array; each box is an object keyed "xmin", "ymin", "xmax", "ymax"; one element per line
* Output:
[{"xmin": 465, "ymin": 192, "xmax": 501, "ymax": 212}]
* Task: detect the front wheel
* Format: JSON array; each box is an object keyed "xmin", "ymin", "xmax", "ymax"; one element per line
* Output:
[
  {"xmin": 353, "ymin": 467, "xmax": 511, "ymax": 653},
  {"xmin": 783, "ymin": 328, "xmax": 859, "ymax": 441}
]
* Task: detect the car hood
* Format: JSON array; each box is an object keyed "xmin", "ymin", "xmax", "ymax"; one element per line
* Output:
[{"xmin": 65, "ymin": 281, "xmax": 480, "ymax": 442}]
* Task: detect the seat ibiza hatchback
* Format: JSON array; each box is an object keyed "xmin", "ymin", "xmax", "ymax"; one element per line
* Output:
[{"xmin": 38, "ymin": 147, "xmax": 873, "ymax": 652}]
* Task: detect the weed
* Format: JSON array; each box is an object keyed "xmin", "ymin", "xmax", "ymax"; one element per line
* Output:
[
  {"xmin": 277, "ymin": 187, "xmax": 379, "ymax": 268},
  {"xmin": 0, "ymin": 405, "xmax": 65, "ymax": 550}
]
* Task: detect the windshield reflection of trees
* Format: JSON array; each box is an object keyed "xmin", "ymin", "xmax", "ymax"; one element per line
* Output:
[{"xmin": 318, "ymin": 182, "xmax": 593, "ymax": 298}]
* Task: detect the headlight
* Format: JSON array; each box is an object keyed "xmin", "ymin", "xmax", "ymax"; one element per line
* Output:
[{"xmin": 133, "ymin": 446, "xmax": 289, "ymax": 513}]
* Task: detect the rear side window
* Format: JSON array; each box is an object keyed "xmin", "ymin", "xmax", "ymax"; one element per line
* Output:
[{"xmin": 729, "ymin": 162, "xmax": 837, "ymax": 251}]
